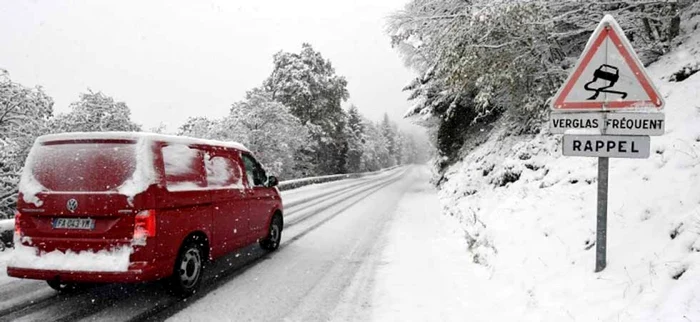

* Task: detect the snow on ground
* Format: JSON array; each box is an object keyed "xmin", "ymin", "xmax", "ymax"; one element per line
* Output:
[
  {"xmin": 0, "ymin": 219, "xmax": 13, "ymax": 286},
  {"xmin": 280, "ymin": 167, "xmax": 401, "ymax": 206},
  {"xmin": 0, "ymin": 249, "xmax": 13, "ymax": 287},
  {"xmin": 435, "ymin": 19, "xmax": 700, "ymax": 321},
  {"xmin": 372, "ymin": 166, "xmax": 475, "ymax": 321}
]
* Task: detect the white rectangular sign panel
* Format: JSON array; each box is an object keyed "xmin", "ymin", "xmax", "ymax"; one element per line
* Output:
[
  {"xmin": 563, "ymin": 135, "xmax": 650, "ymax": 159},
  {"xmin": 550, "ymin": 112, "xmax": 664, "ymax": 136},
  {"xmin": 604, "ymin": 113, "xmax": 664, "ymax": 136},
  {"xmin": 550, "ymin": 113, "xmax": 602, "ymax": 134}
]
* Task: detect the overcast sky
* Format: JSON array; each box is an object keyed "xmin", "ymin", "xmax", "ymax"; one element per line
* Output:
[{"xmin": 0, "ymin": 0, "xmax": 419, "ymax": 132}]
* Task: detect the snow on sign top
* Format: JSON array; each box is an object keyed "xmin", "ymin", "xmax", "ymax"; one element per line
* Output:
[{"xmin": 552, "ymin": 15, "xmax": 664, "ymax": 111}]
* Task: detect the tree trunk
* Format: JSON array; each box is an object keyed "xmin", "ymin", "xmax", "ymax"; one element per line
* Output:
[{"xmin": 668, "ymin": 2, "xmax": 681, "ymax": 41}]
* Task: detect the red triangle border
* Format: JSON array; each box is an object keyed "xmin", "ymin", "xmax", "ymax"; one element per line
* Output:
[{"xmin": 553, "ymin": 25, "xmax": 663, "ymax": 110}]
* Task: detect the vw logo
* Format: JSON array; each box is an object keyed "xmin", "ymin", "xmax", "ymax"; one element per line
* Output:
[{"xmin": 66, "ymin": 199, "xmax": 78, "ymax": 213}]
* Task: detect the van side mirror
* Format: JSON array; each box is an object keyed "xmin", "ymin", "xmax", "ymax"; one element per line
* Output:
[{"xmin": 267, "ymin": 176, "xmax": 279, "ymax": 187}]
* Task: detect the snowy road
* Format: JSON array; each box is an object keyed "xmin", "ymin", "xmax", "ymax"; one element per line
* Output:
[{"xmin": 0, "ymin": 165, "xmax": 438, "ymax": 322}]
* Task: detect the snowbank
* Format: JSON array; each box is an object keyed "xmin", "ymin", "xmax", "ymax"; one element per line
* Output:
[
  {"xmin": 373, "ymin": 166, "xmax": 476, "ymax": 321},
  {"xmin": 436, "ymin": 17, "xmax": 700, "ymax": 321},
  {"xmin": 0, "ymin": 251, "xmax": 13, "ymax": 287},
  {"xmin": 8, "ymin": 242, "xmax": 132, "ymax": 272}
]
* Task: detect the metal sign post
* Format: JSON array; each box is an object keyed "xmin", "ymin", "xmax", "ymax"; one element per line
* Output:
[
  {"xmin": 595, "ymin": 156, "xmax": 608, "ymax": 272},
  {"xmin": 549, "ymin": 15, "xmax": 665, "ymax": 273},
  {"xmin": 595, "ymin": 113, "xmax": 610, "ymax": 273}
]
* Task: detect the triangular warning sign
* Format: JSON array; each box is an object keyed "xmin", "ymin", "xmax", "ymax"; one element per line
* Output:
[{"xmin": 552, "ymin": 15, "xmax": 664, "ymax": 110}]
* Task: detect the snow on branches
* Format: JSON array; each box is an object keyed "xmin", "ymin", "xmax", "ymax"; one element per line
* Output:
[
  {"xmin": 0, "ymin": 43, "xmax": 428, "ymax": 217},
  {"xmin": 389, "ymin": 0, "xmax": 686, "ymax": 127},
  {"xmin": 389, "ymin": 0, "xmax": 688, "ymax": 169},
  {"xmin": 0, "ymin": 70, "xmax": 54, "ymax": 218},
  {"xmin": 52, "ymin": 90, "xmax": 141, "ymax": 133}
]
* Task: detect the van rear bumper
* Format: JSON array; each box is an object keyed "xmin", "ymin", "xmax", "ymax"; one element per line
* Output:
[{"xmin": 6, "ymin": 261, "xmax": 171, "ymax": 283}]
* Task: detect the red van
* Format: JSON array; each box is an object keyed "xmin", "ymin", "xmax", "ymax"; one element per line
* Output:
[{"xmin": 7, "ymin": 132, "xmax": 283, "ymax": 296}]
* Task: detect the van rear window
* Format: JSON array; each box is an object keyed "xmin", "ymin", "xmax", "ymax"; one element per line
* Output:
[{"xmin": 31, "ymin": 142, "xmax": 137, "ymax": 192}]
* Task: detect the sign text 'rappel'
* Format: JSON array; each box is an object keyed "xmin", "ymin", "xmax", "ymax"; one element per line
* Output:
[{"xmin": 563, "ymin": 135, "xmax": 650, "ymax": 159}]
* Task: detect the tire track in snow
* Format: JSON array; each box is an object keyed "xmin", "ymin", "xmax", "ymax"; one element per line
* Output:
[
  {"xmin": 127, "ymin": 169, "xmax": 406, "ymax": 322},
  {"xmin": 0, "ymin": 168, "xmax": 408, "ymax": 322}
]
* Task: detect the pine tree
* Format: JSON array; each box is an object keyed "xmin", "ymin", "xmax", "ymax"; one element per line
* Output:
[
  {"xmin": 380, "ymin": 113, "xmax": 398, "ymax": 167},
  {"xmin": 345, "ymin": 105, "xmax": 365, "ymax": 173},
  {"xmin": 359, "ymin": 119, "xmax": 391, "ymax": 172}
]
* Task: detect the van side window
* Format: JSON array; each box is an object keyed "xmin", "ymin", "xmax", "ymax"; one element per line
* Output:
[
  {"xmin": 241, "ymin": 154, "xmax": 267, "ymax": 187},
  {"xmin": 206, "ymin": 155, "xmax": 243, "ymax": 188},
  {"xmin": 162, "ymin": 144, "xmax": 207, "ymax": 190}
]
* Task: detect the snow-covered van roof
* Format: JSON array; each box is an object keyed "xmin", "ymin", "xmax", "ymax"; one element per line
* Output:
[{"xmin": 35, "ymin": 132, "xmax": 251, "ymax": 153}]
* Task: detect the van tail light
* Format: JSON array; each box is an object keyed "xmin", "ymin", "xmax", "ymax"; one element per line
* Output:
[
  {"xmin": 14, "ymin": 210, "xmax": 22, "ymax": 236},
  {"xmin": 134, "ymin": 209, "xmax": 157, "ymax": 239}
]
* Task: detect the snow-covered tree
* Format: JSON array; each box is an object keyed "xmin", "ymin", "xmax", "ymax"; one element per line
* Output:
[
  {"xmin": 178, "ymin": 116, "xmax": 233, "ymax": 140},
  {"xmin": 0, "ymin": 70, "xmax": 54, "ymax": 218},
  {"xmin": 178, "ymin": 89, "xmax": 310, "ymax": 179},
  {"xmin": 380, "ymin": 113, "xmax": 399, "ymax": 167},
  {"xmin": 389, "ymin": 0, "xmax": 688, "ymax": 167},
  {"xmin": 264, "ymin": 43, "xmax": 349, "ymax": 126},
  {"xmin": 391, "ymin": 0, "xmax": 686, "ymax": 122},
  {"xmin": 359, "ymin": 119, "xmax": 391, "ymax": 172},
  {"xmin": 52, "ymin": 90, "xmax": 141, "ymax": 133},
  {"xmin": 0, "ymin": 71, "xmax": 53, "ymax": 138},
  {"xmin": 398, "ymin": 132, "xmax": 432, "ymax": 165},
  {"xmin": 345, "ymin": 105, "xmax": 365, "ymax": 173},
  {"xmin": 149, "ymin": 122, "xmax": 169, "ymax": 134},
  {"xmin": 228, "ymin": 88, "xmax": 310, "ymax": 179},
  {"xmin": 263, "ymin": 43, "xmax": 350, "ymax": 175}
]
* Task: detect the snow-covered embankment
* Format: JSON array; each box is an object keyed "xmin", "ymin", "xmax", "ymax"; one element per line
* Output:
[{"xmin": 437, "ymin": 20, "xmax": 700, "ymax": 321}]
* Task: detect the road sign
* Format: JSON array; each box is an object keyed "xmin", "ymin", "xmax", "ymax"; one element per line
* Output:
[
  {"xmin": 562, "ymin": 135, "xmax": 650, "ymax": 159},
  {"xmin": 551, "ymin": 15, "xmax": 665, "ymax": 273},
  {"xmin": 550, "ymin": 112, "xmax": 664, "ymax": 135},
  {"xmin": 551, "ymin": 15, "xmax": 664, "ymax": 110}
]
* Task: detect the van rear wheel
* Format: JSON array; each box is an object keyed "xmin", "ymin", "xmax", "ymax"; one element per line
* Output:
[
  {"xmin": 260, "ymin": 215, "xmax": 282, "ymax": 251},
  {"xmin": 170, "ymin": 240, "xmax": 204, "ymax": 297}
]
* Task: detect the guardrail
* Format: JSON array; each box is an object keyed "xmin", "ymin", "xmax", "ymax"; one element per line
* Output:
[
  {"xmin": 277, "ymin": 165, "xmax": 400, "ymax": 191},
  {"xmin": 0, "ymin": 166, "xmax": 403, "ymax": 250}
]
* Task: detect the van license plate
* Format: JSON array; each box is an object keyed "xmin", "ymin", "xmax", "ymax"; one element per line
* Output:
[{"xmin": 52, "ymin": 218, "xmax": 95, "ymax": 230}]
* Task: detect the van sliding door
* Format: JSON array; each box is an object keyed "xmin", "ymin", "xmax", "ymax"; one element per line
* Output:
[{"xmin": 206, "ymin": 151, "xmax": 249, "ymax": 256}]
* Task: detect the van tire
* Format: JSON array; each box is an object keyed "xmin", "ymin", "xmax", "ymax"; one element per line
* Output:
[
  {"xmin": 47, "ymin": 280, "xmax": 83, "ymax": 293},
  {"xmin": 260, "ymin": 215, "xmax": 282, "ymax": 251},
  {"xmin": 170, "ymin": 239, "xmax": 204, "ymax": 297}
]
